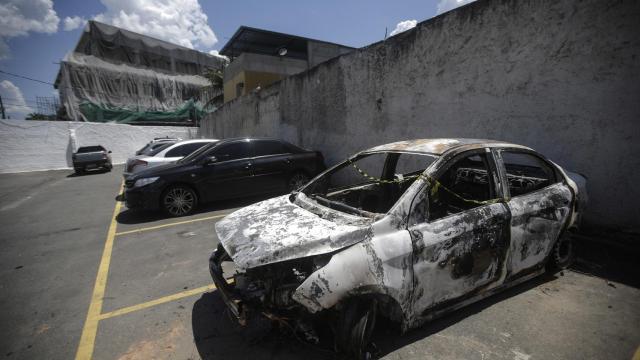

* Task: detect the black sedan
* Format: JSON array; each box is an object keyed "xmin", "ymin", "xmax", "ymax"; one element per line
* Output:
[{"xmin": 123, "ymin": 138, "xmax": 326, "ymax": 216}]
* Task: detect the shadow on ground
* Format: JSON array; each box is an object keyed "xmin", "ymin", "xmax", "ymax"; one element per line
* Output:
[
  {"xmin": 192, "ymin": 274, "xmax": 558, "ymax": 360},
  {"xmin": 571, "ymin": 235, "xmax": 640, "ymax": 289},
  {"xmin": 192, "ymin": 292, "xmax": 335, "ymax": 360},
  {"xmin": 116, "ymin": 193, "xmax": 276, "ymax": 225},
  {"xmin": 372, "ymin": 273, "xmax": 557, "ymax": 358},
  {"xmin": 66, "ymin": 168, "xmax": 111, "ymax": 178}
]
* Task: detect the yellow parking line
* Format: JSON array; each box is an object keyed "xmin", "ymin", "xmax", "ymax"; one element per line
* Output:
[
  {"xmin": 75, "ymin": 182, "xmax": 124, "ymax": 360},
  {"xmin": 99, "ymin": 284, "xmax": 216, "ymax": 320},
  {"xmin": 114, "ymin": 214, "xmax": 228, "ymax": 236}
]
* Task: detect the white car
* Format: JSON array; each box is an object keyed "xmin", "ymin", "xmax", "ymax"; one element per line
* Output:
[{"xmin": 124, "ymin": 139, "xmax": 218, "ymax": 177}]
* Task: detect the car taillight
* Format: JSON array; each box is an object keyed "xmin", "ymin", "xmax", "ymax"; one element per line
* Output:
[
  {"xmin": 133, "ymin": 159, "xmax": 148, "ymax": 167},
  {"xmin": 102, "ymin": 153, "xmax": 108, "ymax": 159}
]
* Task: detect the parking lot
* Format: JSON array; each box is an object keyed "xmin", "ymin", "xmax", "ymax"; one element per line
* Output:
[{"xmin": 0, "ymin": 166, "xmax": 639, "ymax": 360}]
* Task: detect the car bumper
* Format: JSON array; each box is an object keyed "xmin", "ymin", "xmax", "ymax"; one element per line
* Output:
[
  {"xmin": 73, "ymin": 160, "xmax": 111, "ymax": 169},
  {"xmin": 209, "ymin": 249, "xmax": 247, "ymax": 325},
  {"xmin": 123, "ymin": 186, "xmax": 162, "ymax": 211}
]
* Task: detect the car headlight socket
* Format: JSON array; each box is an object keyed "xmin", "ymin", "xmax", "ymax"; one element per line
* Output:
[{"xmin": 133, "ymin": 177, "xmax": 159, "ymax": 188}]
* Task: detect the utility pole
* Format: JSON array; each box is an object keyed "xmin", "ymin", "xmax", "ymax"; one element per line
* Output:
[{"xmin": 0, "ymin": 94, "xmax": 5, "ymax": 119}]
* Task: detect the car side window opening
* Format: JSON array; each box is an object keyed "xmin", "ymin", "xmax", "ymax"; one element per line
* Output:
[
  {"xmin": 252, "ymin": 140, "xmax": 284, "ymax": 157},
  {"xmin": 212, "ymin": 142, "xmax": 251, "ymax": 162},
  {"xmin": 500, "ymin": 151, "xmax": 557, "ymax": 197},
  {"xmin": 144, "ymin": 142, "xmax": 173, "ymax": 156},
  {"xmin": 427, "ymin": 153, "xmax": 496, "ymax": 221},
  {"xmin": 165, "ymin": 142, "xmax": 207, "ymax": 158},
  {"xmin": 302, "ymin": 152, "xmax": 437, "ymax": 217}
]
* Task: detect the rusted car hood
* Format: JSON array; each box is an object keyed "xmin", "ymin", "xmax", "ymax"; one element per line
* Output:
[{"xmin": 214, "ymin": 194, "xmax": 372, "ymax": 269}]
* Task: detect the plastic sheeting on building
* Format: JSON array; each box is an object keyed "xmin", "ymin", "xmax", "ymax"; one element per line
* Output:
[
  {"xmin": 79, "ymin": 99, "xmax": 208, "ymax": 124},
  {"xmin": 55, "ymin": 21, "xmax": 225, "ymax": 123}
]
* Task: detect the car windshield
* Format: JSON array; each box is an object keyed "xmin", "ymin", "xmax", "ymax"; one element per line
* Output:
[
  {"xmin": 77, "ymin": 146, "xmax": 104, "ymax": 153},
  {"xmin": 301, "ymin": 151, "xmax": 438, "ymax": 217},
  {"xmin": 177, "ymin": 141, "xmax": 218, "ymax": 163}
]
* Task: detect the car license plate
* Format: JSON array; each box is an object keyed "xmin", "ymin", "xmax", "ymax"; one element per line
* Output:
[{"xmin": 86, "ymin": 164, "xmax": 97, "ymax": 169}]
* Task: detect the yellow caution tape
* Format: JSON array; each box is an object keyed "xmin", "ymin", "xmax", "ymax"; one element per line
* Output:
[{"xmin": 347, "ymin": 160, "xmax": 501, "ymax": 206}]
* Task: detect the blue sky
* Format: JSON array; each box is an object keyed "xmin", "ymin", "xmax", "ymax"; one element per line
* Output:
[{"xmin": 0, "ymin": 0, "xmax": 472, "ymax": 118}]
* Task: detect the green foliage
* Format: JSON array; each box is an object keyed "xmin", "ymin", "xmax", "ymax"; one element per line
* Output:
[{"xmin": 203, "ymin": 68, "xmax": 224, "ymax": 91}]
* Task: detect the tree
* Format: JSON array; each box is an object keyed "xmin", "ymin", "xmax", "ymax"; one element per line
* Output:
[
  {"xmin": 202, "ymin": 67, "xmax": 225, "ymax": 109},
  {"xmin": 203, "ymin": 68, "xmax": 224, "ymax": 91}
]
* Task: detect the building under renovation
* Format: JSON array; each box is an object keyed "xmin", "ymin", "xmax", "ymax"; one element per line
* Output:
[{"xmin": 54, "ymin": 21, "xmax": 226, "ymax": 124}]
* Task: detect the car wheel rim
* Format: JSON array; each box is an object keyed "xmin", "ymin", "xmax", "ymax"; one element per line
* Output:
[
  {"xmin": 289, "ymin": 174, "xmax": 309, "ymax": 190},
  {"xmin": 164, "ymin": 188, "xmax": 194, "ymax": 216}
]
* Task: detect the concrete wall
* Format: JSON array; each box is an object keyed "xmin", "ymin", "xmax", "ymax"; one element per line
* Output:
[
  {"xmin": 307, "ymin": 41, "xmax": 355, "ymax": 68},
  {"xmin": 0, "ymin": 120, "xmax": 197, "ymax": 173},
  {"xmin": 202, "ymin": 0, "xmax": 640, "ymax": 231},
  {"xmin": 224, "ymin": 52, "xmax": 309, "ymax": 81}
]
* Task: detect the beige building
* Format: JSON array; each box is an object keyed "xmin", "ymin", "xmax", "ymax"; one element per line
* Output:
[{"xmin": 220, "ymin": 26, "xmax": 354, "ymax": 103}]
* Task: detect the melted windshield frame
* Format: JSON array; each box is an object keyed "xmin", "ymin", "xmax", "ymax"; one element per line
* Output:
[{"xmin": 299, "ymin": 151, "xmax": 438, "ymax": 218}]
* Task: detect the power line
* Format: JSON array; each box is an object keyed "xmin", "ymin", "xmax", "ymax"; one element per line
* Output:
[
  {"xmin": 0, "ymin": 69, "xmax": 55, "ymax": 86},
  {"xmin": 1, "ymin": 101, "xmax": 34, "ymax": 108},
  {"xmin": 0, "ymin": 67, "xmax": 210, "ymax": 116},
  {"xmin": 0, "ymin": 68, "xmax": 203, "ymax": 101},
  {"xmin": 0, "ymin": 96, "xmax": 39, "ymax": 104}
]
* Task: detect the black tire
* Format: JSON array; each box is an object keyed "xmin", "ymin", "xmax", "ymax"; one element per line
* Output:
[
  {"xmin": 548, "ymin": 233, "xmax": 574, "ymax": 271},
  {"xmin": 335, "ymin": 299, "xmax": 377, "ymax": 360},
  {"xmin": 288, "ymin": 172, "xmax": 310, "ymax": 191},
  {"xmin": 162, "ymin": 185, "xmax": 198, "ymax": 217}
]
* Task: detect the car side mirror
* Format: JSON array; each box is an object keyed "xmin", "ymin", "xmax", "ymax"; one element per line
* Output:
[
  {"xmin": 203, "ymin": 156, "xmax": 217, "ymax": 165},
  {"xmin": 108, "ymin": 150, "xmax": 112, "ymax": 154}
]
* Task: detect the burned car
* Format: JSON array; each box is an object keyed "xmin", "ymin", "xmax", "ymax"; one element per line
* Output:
[{"xmin": 209, "ymin": 139, "xmax": 587, "ymax": 359}]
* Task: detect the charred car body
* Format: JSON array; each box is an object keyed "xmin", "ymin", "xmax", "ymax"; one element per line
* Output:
[{"xmin": 209, "ymin": 139, "xmax": 587, "ymax": 359}]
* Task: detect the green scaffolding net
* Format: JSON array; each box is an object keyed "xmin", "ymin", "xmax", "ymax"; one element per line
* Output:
[{"xmin": 78, "ymin": 99, "xmax": 211, "ymax": 125}]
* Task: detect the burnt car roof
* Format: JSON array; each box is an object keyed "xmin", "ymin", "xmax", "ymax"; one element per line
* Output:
[{"xmin": 364, "ymin": 138, "xmax": 531, "ymax": 155}]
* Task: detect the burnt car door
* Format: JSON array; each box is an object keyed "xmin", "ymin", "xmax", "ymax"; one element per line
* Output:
[
  {"xmin": 494, "ymin": 149, "xmax": 573, "ymax": 278},
  {"xmin": 250, "ymin": 140, "xmax": 291, "ymax": 193},
  {"xmin": 197, "ymin": 141, "xmax": 254, "ymax": 201},
  {"xmin": 407, "ymin": 149, "xmax": 510, "ymax": 317}
]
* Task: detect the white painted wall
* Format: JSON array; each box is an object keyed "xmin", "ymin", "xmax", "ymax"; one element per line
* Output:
[{"xmin": 0, "ymin": 120, "xmax": 198, "ymax": 173}]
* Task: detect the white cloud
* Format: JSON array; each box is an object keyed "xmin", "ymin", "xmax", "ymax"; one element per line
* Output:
[
  {"xmin": 208, "ymin": 50, "xmax": 229, "ymax": 62},
  {"xmin": 390, "ymin": 20, "xmax": 417, "ymax": 36},
  {"xmin": 0, "ymin": 0, "xmax": 60, "ymax": 59},
  {"xmin": 0, "ymin": 80, "xmax": 34, "ymax": 118},
  {"xmin": 63, "ymin": 16, "xmax": 87, "ymax": 31},
  {"xmin": 92, "ymin": 0, "xmax": 217, "ymax": 50},
  {"xmin": 436, "ymin": 0, "xmax": 477, "ymax": 14}
]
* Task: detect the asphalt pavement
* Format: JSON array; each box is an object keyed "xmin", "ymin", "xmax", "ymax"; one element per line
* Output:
[{"xmin": 0, "ymin": 167, "xmax": 638, "ymax": 360}]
